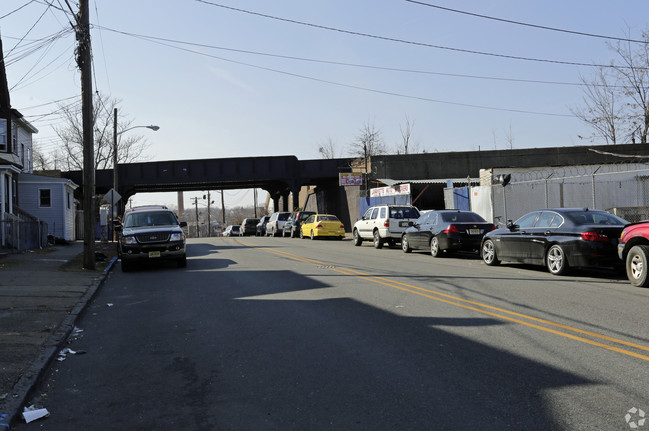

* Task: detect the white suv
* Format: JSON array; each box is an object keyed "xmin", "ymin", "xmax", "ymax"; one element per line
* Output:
[
  {"xmin": 353, "ymin": 205, "xmax": 420, "ymax": 248},
  {"xmin": 266, "ymin": 211, "xmax": 290, "ymax": 237}
]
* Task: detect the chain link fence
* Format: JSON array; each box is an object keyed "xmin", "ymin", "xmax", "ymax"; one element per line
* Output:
[{"xmin": 489, "ymin": 163, "xmax": 649, "ymax": 225}]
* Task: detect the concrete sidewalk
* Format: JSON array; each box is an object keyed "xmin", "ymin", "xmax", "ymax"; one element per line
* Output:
[{"xmin": 0, "ymin": 241, "xmax": 116, "ymax": 429}]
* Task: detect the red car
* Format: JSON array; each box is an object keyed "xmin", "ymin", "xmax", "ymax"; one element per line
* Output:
[{"xmin": 618, "ymin": 221, "xmax": 649, "ymax": 287}]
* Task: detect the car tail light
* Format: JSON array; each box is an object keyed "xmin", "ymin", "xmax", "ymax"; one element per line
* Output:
[
  {"xmin": 316, "ymin": 224, "xmax": 324, "ymax": 229},
  {"xmin": 340, "ymin": 225, "xmax": 345, "ymax": 229},
  {"xmin": 489, "ymin": 224, "xmax": 497, "ymax": 231},
  {"xmin": 581, "ymin": 232, "xmax": 609, "ymax": 242},
  {"xmin": 383, "ymin": 219, "xmax": 390, "ymax": 228},
  {"xmin": 444, "ymin": 224, "xmax": 459, "ymax": 233}
]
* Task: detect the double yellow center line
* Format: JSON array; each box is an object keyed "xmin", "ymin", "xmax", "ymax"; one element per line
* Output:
[{"xmin": 250, "ymin": 242, "xmax": 649, "ymax": 362}]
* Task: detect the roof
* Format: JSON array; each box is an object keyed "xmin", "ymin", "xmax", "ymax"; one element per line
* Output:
[{"xmin": 377, "ymin": 178, "xmax": 480, "ymax": 186}]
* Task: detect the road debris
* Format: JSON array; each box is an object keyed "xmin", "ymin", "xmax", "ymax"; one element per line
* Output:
[{"xmin": 22, "ymin": 405, "xmax": 49, "ymax": 424}]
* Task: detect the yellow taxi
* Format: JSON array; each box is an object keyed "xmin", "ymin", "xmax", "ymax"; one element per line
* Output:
[{"xmin": 300, "ymin": 214, "xmax": 345, "ymax": 240}]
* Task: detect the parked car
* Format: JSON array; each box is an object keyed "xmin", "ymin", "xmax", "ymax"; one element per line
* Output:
[
  {"xmin": 266, "ymin": 211, "xmax": 290, "ymax": 237},
  {"xmin": 116, "ymin": 206, "xmax": 187, "ymax": 272},
  {"xmin": 481, "ymin": 208, "xmax": 627, "ymax": 275},
  {"xmin": 256, "ymin": 216, "xmax": 270, "ymax": 236},
  {"xmin": 239, "ymin": 217, "xmax": 259, "ymax": 236},
  {"xmin": 283, "ymin": 210, "xmax": 316, "ymax": 237},
  {"xmin": 401, "ymin": 210, "xmax": 495, "ymax": 257},
  {"xmin": 223, "ymin": 225, "xmax": 240, "ymax": 237},
  {"xmin": 618, "ymin": 221, "xmax": 649, "ymax": 287},
  {"xmin": 300, "ymin": 214, "xmax": 345, "ymax": 240},
  {"xmin": 353, "ymin": 204, "xmax": 420, "ymax": 249}
]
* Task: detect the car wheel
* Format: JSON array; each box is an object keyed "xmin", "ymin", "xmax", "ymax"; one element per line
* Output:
[
  {"xmin": 626, "ymin": 245, "xmax": 649, "ymax": 287},
  {"xmin": 310, "ymin": 230, "xmax": 315, "ymax": 240},
  {"xmin": 402, "ymin": 234, "xmax": 412, "ymax": 253},
  {"xmin": 373, "ymin": 230, "xmax": 383, "ymax": 249},
  {"xmin": 353, "ymin": 229, "xmax": 362, "ymax": 246},
  {"xmin": 177, "ymin": 255, "xmax": 187, "ymax": 268},
  {"xmin": 299, "ymin": 229, "xmax": 304, "ymax": 239},
  {"xmin": 482, "ymin": 239, "xmax": 500, "ymax": 266},
  {"xmin": 430, "ymin": 236, "xmax": 441, "ymax": 257},
  {"xmin": 546, "ymin": 244, "xmax": 569, "ymax": 275}
]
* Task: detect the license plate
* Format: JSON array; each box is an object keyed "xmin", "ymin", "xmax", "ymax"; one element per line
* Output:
[
  {"xmin": 148, "ymin": 251, "xmax": 161, "ymax": 258},
  {"xmin": 399, "ymin": 221, "xmax": 408, "ymax": 227},
  {"xmin": 468, "ymin": 229, "xmax": 481, "ymax": 235}
]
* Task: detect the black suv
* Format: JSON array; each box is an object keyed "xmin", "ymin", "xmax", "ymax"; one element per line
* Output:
[
  {"xmin": 116, "ymin": 206, "xmax": 188, "ymax": 272},
  {"xmin": 240, "ymin": 217, "xmax": 260, "ymax": 236}
]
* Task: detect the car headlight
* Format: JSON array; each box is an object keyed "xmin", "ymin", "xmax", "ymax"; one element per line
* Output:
[
  {"xmin": 122, "ymin": 236, "xmax": 137, "ymax": 245},
  {"xmin": 170, "ymin": 232, "xmax": 185, "ymax": 241}
]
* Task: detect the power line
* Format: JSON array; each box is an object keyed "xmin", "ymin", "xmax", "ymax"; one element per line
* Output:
[
  {"xmin": 404, "ymin": 0, "xmax": 649, "ymax": 44},
  {"xmin": 0, "ymin": 1, "xmax": 37, "ymax": 20},
  {"xmin": 194, "ymin": 0, "xmax": 629, "ymax": 69},
  {"xmin": 97, "ymin": 25, "xmax": 598, "ymax": 88},
  {"xmin": 110, "ymin": 28, "xmax": 572, "ymax": 117}
]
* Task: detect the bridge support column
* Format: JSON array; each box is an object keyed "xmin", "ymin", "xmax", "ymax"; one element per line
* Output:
[{"xmin": 281, "ymin": 191, "xmax": 290, "ymax": 212}]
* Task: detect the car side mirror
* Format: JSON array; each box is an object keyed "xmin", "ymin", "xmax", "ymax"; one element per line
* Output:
[
  {"xmin": 179, "ymin": 221, "xmax": 188, "ymax": 228},
  {"xmin": 409, "ymin": 221, "xmax": 415, "ymax": 227},
  {"xmin": 506, "ymin": 221, "xmax": 518, "ymax": 231},
  {"xmin": 114, "ymin": 223, "xmax": 123, "ymax": 232}
]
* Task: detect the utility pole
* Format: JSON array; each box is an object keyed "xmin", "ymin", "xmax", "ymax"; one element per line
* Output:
[
  {"xmin": 78, "ymin": 0, "xmax": 95, "ymax": 269},
  {"xmin": 192, "ymin": 197, "xmax": 200, "ymax": 238},
  {"xmin": 203, "ymin": 191, "xmax": 213, "ymax": 237},
  {"xmin": 220, "ymin": 189, "xmax": 225, "ymax": 225}
]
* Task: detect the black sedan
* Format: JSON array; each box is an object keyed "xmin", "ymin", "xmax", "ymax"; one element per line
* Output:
[
  {"xmin": 481, "ymin": 208, "xmax": 627, "ymax": 275},
  {"xmin": 401, "ymin": 210, "xmax": 496, "ymax": 257}
]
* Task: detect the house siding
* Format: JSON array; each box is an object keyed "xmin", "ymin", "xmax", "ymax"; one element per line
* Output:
[{"xmin": 17, "ymin": 174, "xmax": 78, "ymax": 241}]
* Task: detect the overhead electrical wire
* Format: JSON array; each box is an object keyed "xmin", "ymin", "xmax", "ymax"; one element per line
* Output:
[
  {"xmin": 194, "ymin": 0, "xmax": 633, "ymax": 69},
  {"xmin": 96, "ymin": 25, "xmax": 617, "ymax": 89},
  {"xmin": 105, "ymin": 26, "xmax": 572, "ymax": 117},
  {"xmin": 404, "ymin": 0, "xmax": 649, "ymax": 44},
  {"xmin": 0, "ymin": 1, "xmax": 37, "ymax": 20}
]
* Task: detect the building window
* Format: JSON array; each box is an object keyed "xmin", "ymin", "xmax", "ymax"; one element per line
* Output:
[
  {"xmin": 39, "ymin": 189, "xmax": 51, "ymax": 207},
  {"xmin": 67, "ymin": 191, "xmax": 70, "ymax": 209}
]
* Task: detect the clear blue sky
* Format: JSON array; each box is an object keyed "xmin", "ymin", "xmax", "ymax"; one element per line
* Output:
[{"xmin": 2, "ymin": 0, "xmax": 648, "ymax": 209}]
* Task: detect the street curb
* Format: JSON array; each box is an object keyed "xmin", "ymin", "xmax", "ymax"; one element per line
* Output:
[{"xmin": 0, "ymin": 256, "xmax": 117, "ymax": 429}]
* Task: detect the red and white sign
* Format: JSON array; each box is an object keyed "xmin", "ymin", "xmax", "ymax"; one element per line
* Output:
[
  {"xmin": 340, "ymin": 173, "xmax": 363, "ymax": 186},
  {"xmin": 370, "ymin": 183, "xmax": 411, "ymax": 197}
]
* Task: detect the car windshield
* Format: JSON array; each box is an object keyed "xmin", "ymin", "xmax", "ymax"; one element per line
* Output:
[
  {"xmin": 441, "ymin": 212, "xmax": 486, "ymax": 223},
  {"xmin": 298, "ymin": 212, "xmax": 314, "ymax": 220},
  {"xmin": 278, "ymin": 213, "xmax": 290, "ymax": 221},
  {"xmin": 565, "ymin": 211, "xmax": 627, "ymax": 226},
  {"xmin": 124, "ymin": 211, "xmax": 177, "ymax": 227},
  {"xmin": 390, "ymin": 207, "xmax": 420, "ymax": 219}
]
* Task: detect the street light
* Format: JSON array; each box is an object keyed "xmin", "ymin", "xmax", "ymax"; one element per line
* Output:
[{"xmin": 112, "ymin": 108, "xmax": 159, "ymax": 237}]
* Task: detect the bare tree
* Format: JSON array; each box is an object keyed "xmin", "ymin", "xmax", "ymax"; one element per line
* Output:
[
  {"xmin": 318, "ymin": 137, "xmax": 339, "ymax": 159},
  {"xmin": 574, "ymin": 27, "xmax": 649, "ymax": 144},
  {"xmin": 348, "ymin": 121, "xmax": 386, "ymax": 159},
  {"xmin": 396, "ymin": 115, "xmax": 420, "ymax": 154},
  {"xmin": 32, "ymin": 142, "xmax": 50, "ymax": 170},
  {"xmin": 571, "ymin": 68, "xmax": 623, "ymax": 144},
  {"xmin": 610, "ymin": 30, "xmax": 649, "ymax": 144},
  {"xmin": 52, "ymin": 94, "xmax": 151, "ymax": 171}
]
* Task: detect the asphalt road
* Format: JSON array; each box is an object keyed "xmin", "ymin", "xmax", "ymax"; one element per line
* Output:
[{"xmin": 15, "ymin": 236, "xmax": 649, "ymax": 430}]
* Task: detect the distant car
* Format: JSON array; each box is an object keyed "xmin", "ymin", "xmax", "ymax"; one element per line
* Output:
[
  {"xmin": 256, "ymin": 216, "xmax": 270, "ymax": 236},
  {"xmin": 116, "ymin": 206, "xmax": 187, "ymax": 272},
  {"xmin": 223, "ymin": 225, "xmax": 240, "ymax": 237},
  {"xmin": 266, "ymin": 211, "xmax": 290, "ymax": 237},
  {"xmin": 618, "ymin": 221, "xmax": 649, "ymax": 287},
  {"xmin": 239, "ymin": 218, "xmax": 260, "ymax": 236},
  {"xmin": 300, "ymin": 214, "xmax": 345, "ymax": 240},
  {"xmin": 283, "ymin": 210, "xmax": 316, "ymax": 238},
  {"xmin": 401, "ymin": 210, "xmax": 495, "ymax": 257},
  {"xmin": 481, "ymin": 208, "xmax": 627, "ymax": 275}
]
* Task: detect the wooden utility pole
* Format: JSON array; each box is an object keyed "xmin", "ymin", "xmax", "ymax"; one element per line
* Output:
[{"xmin": 78, "ymin": 0, "xmax": 95, "ymax": 269}]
